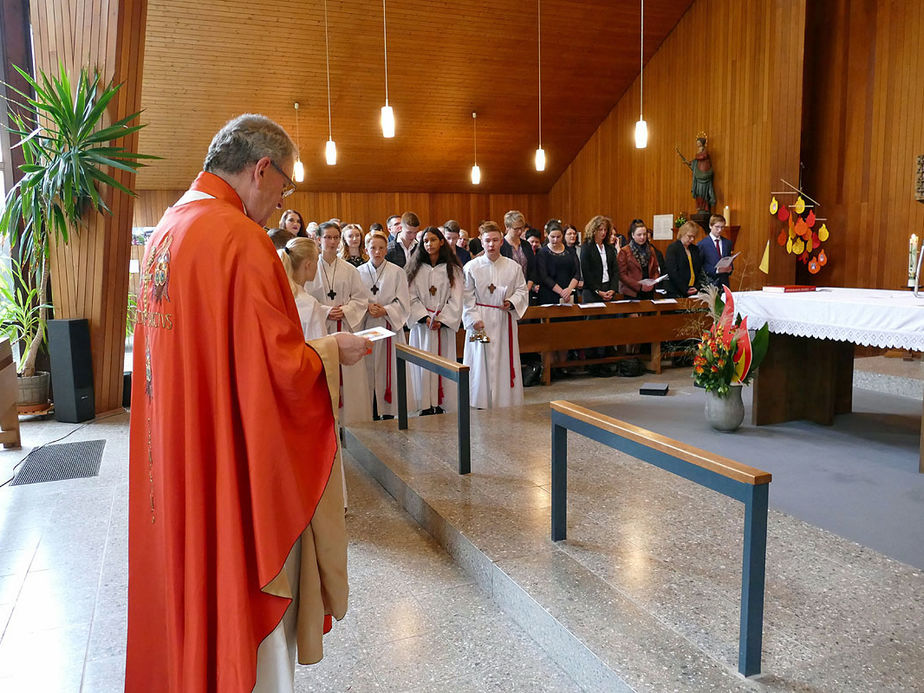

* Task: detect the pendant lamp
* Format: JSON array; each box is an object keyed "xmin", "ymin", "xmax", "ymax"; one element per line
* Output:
[
  {"xmin": 534, "ymin": 0, "xmax": 545, "ymax": 171},
  {"xmin": 470, "ymin": 112, "xmax": 481, "ymax": 185},
  {"xmin": 323, "ymin": 0, "xmax": 337, "ymax": 164},
  {"xmin": 292, "ymin": 102, "xmax": 305, "ymax": 182},
  {"xmin": 635, "ymin": 0, "xmax": 648, "ymax": 149},
  {"xmin": 380, "ymin": 0, "xmax": 395, "ymax": 138}
]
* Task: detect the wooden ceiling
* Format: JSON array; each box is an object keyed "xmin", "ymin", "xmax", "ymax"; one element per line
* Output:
[{"xmin": 137, "ymin": 0, "xmax": 693, "ymax": 193}]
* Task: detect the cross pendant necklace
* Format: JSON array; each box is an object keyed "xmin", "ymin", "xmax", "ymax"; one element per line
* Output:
[
  {"xmin": 429, "ymin": 285, "xmax": 437, "ymax": 296},
  {"xmin": 321, "ymin": 258, "xmax": 338, "ymax": 302},
  {"xmin": 487, "ymin": 283, "xmax": 496, "ymax": 294},
  {"xmin": 366, "ymin": 262, "xmax": 383, "ymax": 296}
]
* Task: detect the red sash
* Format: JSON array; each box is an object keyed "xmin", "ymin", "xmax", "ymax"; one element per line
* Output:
[{"xmin": 425, "ymin": 308, "xmax": 445, "ymax": 404}]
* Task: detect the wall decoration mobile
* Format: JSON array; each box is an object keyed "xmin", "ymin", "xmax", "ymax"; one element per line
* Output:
[{"xmin": 769, "ymin": 179, "xmax": 829, "ymax": 275}]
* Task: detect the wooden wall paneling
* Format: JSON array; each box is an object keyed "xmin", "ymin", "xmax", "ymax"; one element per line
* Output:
[
  {"xmin": 547, "ymin": 0, "xmax": 806, "ymax": 289},
  {"xmin": 801, "ymin": 0, "xmax": 924, "ymax": 289},
  {"xmin": 32, "ymin": 0, "xmax": 148, "ymax": 413}
]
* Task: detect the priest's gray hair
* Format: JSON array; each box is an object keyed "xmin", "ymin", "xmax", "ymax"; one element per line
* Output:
[{"xmin": 203, "ymin": 114, "xmax": 296, "ymax": 175}]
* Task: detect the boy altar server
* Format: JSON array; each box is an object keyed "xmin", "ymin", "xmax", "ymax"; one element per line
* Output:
[{"xmin": 462, "ymin": 221, "xmax": 529, "ymax": 408}]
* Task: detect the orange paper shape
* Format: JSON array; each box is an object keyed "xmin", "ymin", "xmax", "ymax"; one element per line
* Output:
[
  {"xmin": 806, "ymin": 209, "xmax": 816, "ymax": 227},
  {"xmin": 795, "ymin": 218, "xmax": 809, "ymax": 239},
  {"xmin": 808, "ymin": 257, "xmax": 821, "ymax": 274},
  {"xmin": 818, "ymin": 249, "xmax": 828, "ymax": 266},
  {"xmin": 777, "ymin": 206, "xmax": 790, "ymax": 221},
  {"xmin": 818, "ymin": 223, "xmax": 829, "ymax": 242},
  {"xmin": 777, "ymin": 229, "xmax": 788, "ymax": 246}
]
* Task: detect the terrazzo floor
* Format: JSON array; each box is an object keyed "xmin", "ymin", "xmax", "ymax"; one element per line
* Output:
[{"xmin": 0, "ymin": 413, "xmax": 579, "ymax": 692}]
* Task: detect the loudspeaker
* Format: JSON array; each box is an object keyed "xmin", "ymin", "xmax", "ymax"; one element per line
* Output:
[{"xmin": 48, "ymin": 319, "xmax": 95, "ymax": 423}]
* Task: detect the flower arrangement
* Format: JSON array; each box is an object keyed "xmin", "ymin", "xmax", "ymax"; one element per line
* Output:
[
  {"xmin": 692, "ymin": 286, "xmax": 769, "ymax": 397},
  {"xmin": 674, "ymin": 213, "xmax": 688, "ymax": 229}
]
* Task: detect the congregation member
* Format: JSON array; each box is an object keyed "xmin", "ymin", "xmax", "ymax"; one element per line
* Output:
[
  {"xmin": 443, "ymin": 219, "xmax": 471, "ymax": 264},
  {"xmin": 305, "ymin": 220, "xmax": 319, "ymax": 239},
  {"xmin": 279, "ymin": 237, "xmax": 326, "ymax": 339},
  {"xmin": 526, "ymin": 228, "xmax": 543, "ymax": 254},
  {"xmin": 127, "ymin": 114, "xmax": 370, "ymax": 693},
  {"xmin": 385, "ymin": 211, "xmax": 420, "ymax": 267},
  {"xmin": 536, "ymin": 221, "xmax": 580, "ymax": 305},
  {"xmin": 500, "ymin": 210, "xmax": 538, "ymax": 297},
  {"xmin": 580, "ymin": 215, "xmax": 619, "ymax": 302},
  {"xmin": 309, "ymin": 221, "xmax": 373, "ymax": 425},
  {"xmin": 664, "ymin": 221, "xmax": 704, "ymax": 297},
  {"xmin": 339, "ymin": 223, "xmax": 368, "ymax": 267},
  {"xmin": 610, "ymin": 223, "xmax": 628, "ymax": 251},
  {"xmin": 359, "ymin": 230, "xmax": 410, "ymax": 420},
  {"xmin": 618, "ymin": 219, "xmax": 662, "ymax": 299},
  {"xmin": 468, "ymin": 230, "xmax": 483, "ymax": 257},
  {"xmin": 406, "ymin": 227, "xmax": 464, "ymax": 415},
  {"xmin": 563, "ymin": 223, "xmax": 583, "ymax": 288},
  {"xmin": 462, "ymin": 221, "xmax": 529, "ymax": 408},
  {"xmin": 385, "ymin": 213, "xmax": 402, "ymax": 241},
  {"xmin": 369, "ymin": 222, "xmax": 385, "ymax": 234},
  {"xmin": 698, "ymin": 214, "xmax": 733, "ymax": 287}
]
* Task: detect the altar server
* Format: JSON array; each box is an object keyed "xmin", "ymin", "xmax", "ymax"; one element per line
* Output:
[
  {"xmin": 308, "ymin": 221, "xmax": 373, "ymax": 424},
  {"xmin": 462, "ymin": 221, "xmax": 529, "ymax": 409},
  {"xmin": 359, "ymin": 230, "xmax": 410, "ymax": 419},
  {"xmin": 406, "ymin": 227, "xmax": 464, "ymax": 415},
  {"xmin": 279, "ymin": 237, "xmax": 326, "ymax": 340}
]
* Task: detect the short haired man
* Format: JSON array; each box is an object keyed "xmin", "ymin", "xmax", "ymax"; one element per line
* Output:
[
  {"xmin": 385, "ymin": 214, "xmax": 401, "ymax": 241},
  {"xmin": 697, "ymin": 214, "xmax": 733, "ymax": 287},
  {"xmin": 125, "ymin": 114, "xmax": 369, "ymax": 692},
  {"xmin": 443, "ymin": 219, "xmax": 471, "ymax": 265},
  {"xmin": 385, "ymin": 211, "xmax": 420, "ymax": 267},
  {"xmin": 462, "ymin": 221, "xmax": 529, "ymax": 408}
]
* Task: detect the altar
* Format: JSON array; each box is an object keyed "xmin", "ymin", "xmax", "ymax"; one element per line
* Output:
[{"xmin": 735, "ymin": 288, "xmax": 924, "ymax": 472}]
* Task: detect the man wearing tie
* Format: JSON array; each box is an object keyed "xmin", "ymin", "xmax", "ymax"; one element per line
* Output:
[{"xmin": 698, "ymin": 214, "xmax": 733, "ymax": 288}]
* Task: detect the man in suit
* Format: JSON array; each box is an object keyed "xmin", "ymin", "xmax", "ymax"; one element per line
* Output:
[
  {"xmin": 443, "ymin": 219, "xmax": 471, "ymax": 265},
  {"xmin": 697, "ymin": 214, "xmax": 733, "ymax": 288},
  {"xmin": 385, "ymin": 214, "xmax": 401, "ymax": 242},
  {"xmin": 385, "ymin": 211, "xmax": 420, "ymax": 267}
]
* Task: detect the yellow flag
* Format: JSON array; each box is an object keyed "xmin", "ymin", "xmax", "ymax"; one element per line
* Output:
[{"xmin": 759, "ymin": 240, "xmax": 770, "ymax": 274}]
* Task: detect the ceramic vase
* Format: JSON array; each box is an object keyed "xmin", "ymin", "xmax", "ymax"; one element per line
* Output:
[{"xmin": 704, "ymin": 384, "xmax": 744, "ymax": 432}]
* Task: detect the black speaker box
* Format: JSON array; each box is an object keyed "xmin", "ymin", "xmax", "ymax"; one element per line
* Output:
[{"xmin": 48, "ymin": 318, "xmax": 95, "ymax": 423}]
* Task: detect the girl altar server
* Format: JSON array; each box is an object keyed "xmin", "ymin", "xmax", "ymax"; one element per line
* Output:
[
  {"xmin": 278, "ymin": 237, "xmax": 326, "ymax": 340},
  {"xmin": 406, "ymin": 227, "xmax": 464, "ymax": 415},
  {"xmin": 359, "ymin": 230, "xmax": 410, "ymax": 419},
  {"xmin": 462, "ymin": 221, "xmax": 529, "ymax": 409},
  {"xmin": 308, "ymin": 221, "xmax": 373, "ymax": 424}
]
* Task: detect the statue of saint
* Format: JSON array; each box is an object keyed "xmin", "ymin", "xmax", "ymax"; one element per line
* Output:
[{"xmin": 676, "ymin": 134, "xmax": 715, "ymax": 212}]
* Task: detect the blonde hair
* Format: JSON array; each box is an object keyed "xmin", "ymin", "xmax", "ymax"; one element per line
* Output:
[
  {"xmin": 503, "ymin": 210, "xmax": 525, "ymax": 230},
  {"xmin": 365, "ymin": 229, "xmax": 390, "ymax": 248},
  {"xmin": 278, "ymin": 237, "xmax": 318, "ymax": 294},
  {"xmin": 338, "ymin": 223, "xmax": 369, "ymax": 262},
  {"xmin": 678, "ymin": 221, "xmax": 700, "ymax": 241},
  {"xmin": 479, "ymin": 220, "xmax": 503, "ymax": 237}
]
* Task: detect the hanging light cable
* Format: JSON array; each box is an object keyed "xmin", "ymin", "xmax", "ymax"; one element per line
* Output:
[
  {"xmin": 380, "ymin": 0, "xmax": 395, "ymax": 138},
  {"xmin": 534, "ymin": 0, "xmax": 546, "ymax": 171},
  {"xmin": 323, "ymin": 0, "xmax": 337, "ymax": 164},
  {"xmin": 293, "ymin": 102, "xmax": 305, "ymax": 182},
  {"xmin": 471, "ymin": 112, "xmax": 481, "ymax": 185},
  {"xmin": 634, "ymin": 0, "xmax": 648, "ymax": 149}
]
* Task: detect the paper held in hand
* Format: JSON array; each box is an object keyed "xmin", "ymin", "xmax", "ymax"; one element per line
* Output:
[
  {"xmin": 353, "ymin": 326, "xmax": 396, "ymax": 342},
  {"xmin": 716, "ymin": 252, "xmax": 740, "ymax": 272}
]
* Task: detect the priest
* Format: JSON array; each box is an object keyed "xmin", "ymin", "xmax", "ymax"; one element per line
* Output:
[
  {"xmin": 126, "ymin": 114, "xmax": 370, "ymax": 693},
  {"xmin": 462, "ymin": 221, "xmax": 529, "ymax": 408},
  {"xmin": 308, "ymin": 222, "xmax": 373, "ymax": 425}
]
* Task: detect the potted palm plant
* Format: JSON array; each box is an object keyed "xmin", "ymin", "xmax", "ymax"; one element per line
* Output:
[
  {"xmin": 0, "ymin": 256, "xmax": 51, "ymax": 408},
  {"xmin": 0, "ymin": 64, "xmax": 152, "ymax": 404}
]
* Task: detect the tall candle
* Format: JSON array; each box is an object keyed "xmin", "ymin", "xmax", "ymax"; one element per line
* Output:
[
  {"xmin": 723, "ymin": 205, "xmax": 731, "ymax": 225},
  {"xmin": 909, "ymin": 234, "xmax": 919, "ymax": 287}
]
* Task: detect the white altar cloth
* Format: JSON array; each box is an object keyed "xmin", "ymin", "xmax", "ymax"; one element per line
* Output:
[{"xmin": 735, "ymin": 288, "xmax": 924, "ymax": 352}]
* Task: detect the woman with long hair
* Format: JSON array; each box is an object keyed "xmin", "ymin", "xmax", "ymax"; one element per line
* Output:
[
  {"xmin": 617, "ymin": 218, "xmax": 662, "ymax": 299},
  {"xmin": 339, "ymin": 223, "xmax": 368, "ymax": 267},
  {"xmin": 406, "ymin": 227, "xmax": 464, "ymax": 415}
]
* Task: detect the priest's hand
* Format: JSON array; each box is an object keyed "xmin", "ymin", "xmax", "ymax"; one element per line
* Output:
[
  {"xmin": 329, "ymin": 305, "xmax": 345, "ymax": 320},
  {"xmin": 333, "ymin": 332, "xmax": 371, "ymax": 365}
]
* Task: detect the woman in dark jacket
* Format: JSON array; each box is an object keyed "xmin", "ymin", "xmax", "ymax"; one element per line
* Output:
[
  {"xmin": 536, "ymin": 223, "xmax": 580, "ymax": 304},
  {"xmin": 580, "ymin": 215, "xmax": 619, "ymax": 303},
  {"xmin": 617, "ymin": 220, "xmax": 661, "ymax": 299},
  {"xmin": 664, "ymin": 221, "xmax": 704, "ymax": 297}
]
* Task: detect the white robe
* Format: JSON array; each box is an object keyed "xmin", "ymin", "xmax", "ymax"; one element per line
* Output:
[
  {"xmin": 293, "ymin": 287, "xmax": 326, "ymax": 341},
  {"xmin": 307, "ymin": 256, "xmax": 372, "ymax": 425},
  {"xmin": 462, "ymin": 255, "xmax": 528, "ymax": 409},
  {"xmin": 406, "ymin": 262, "xmax": 463, "ymax": 412},
  {"xmin": 358, "ymin": 259, "xmax": 411, "ymax": 417}
]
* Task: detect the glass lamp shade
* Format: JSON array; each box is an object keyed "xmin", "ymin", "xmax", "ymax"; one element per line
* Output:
[
  {"xmin": 634, "ymin": 118, "xmax": 648, "ymax": 149},
  {"xmin": 293, "ymin": 159, "xmax": 305, "ymax": 183},
  {"xmin": 325, "ymin": 139, "xmax": 337, "ymax": 166},
  {"xmin": 380, "ymin": 105, "xmax": 395, "ymax": 138},
  {"xmin": 534, "ymin": 147, "xmax": 546, "ymax": 172},
  {"xmin": 470, "ymin": 164, "xmax": 481, "ymax": 185}
]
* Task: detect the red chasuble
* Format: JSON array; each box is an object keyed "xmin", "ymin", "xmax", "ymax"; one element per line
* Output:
[{"xmin": 126, "ymin": 172, "xmax": 340, "ymax": 692}]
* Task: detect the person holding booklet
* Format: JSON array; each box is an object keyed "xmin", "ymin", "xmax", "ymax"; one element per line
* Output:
[
  {"xmin": 359, "ymin": 230, "xmax": 410, "ymax": 420},
  {"xmin": 462, "ymin": 221, "xmax": 529, "ymax": 409},
  {"xmin": 617, "ymin": 219, "xmax": 663, "ymax": 299},
  {"xmin": 697, "ymin": 214, "xmax": 734, "ymax": 288}
]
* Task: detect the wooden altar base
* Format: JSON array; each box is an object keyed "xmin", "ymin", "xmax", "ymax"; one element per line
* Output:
[{"xmin": 345, "ymin": 387, "xmax": 924, "ymax": 691}]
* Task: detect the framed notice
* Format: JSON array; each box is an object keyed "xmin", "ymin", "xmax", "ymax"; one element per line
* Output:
[{"xmin": 652, "ymin": 214, "xmax": 674, "ymax": 241}]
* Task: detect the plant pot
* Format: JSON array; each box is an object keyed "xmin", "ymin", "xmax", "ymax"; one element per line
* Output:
[
  {"xmin": 704, "ymin": 384, "xmax": 745, "ymax": 432},
  {"xmin": 17, "ymin": 371, "xmax": 50, "ymax": 408}
]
